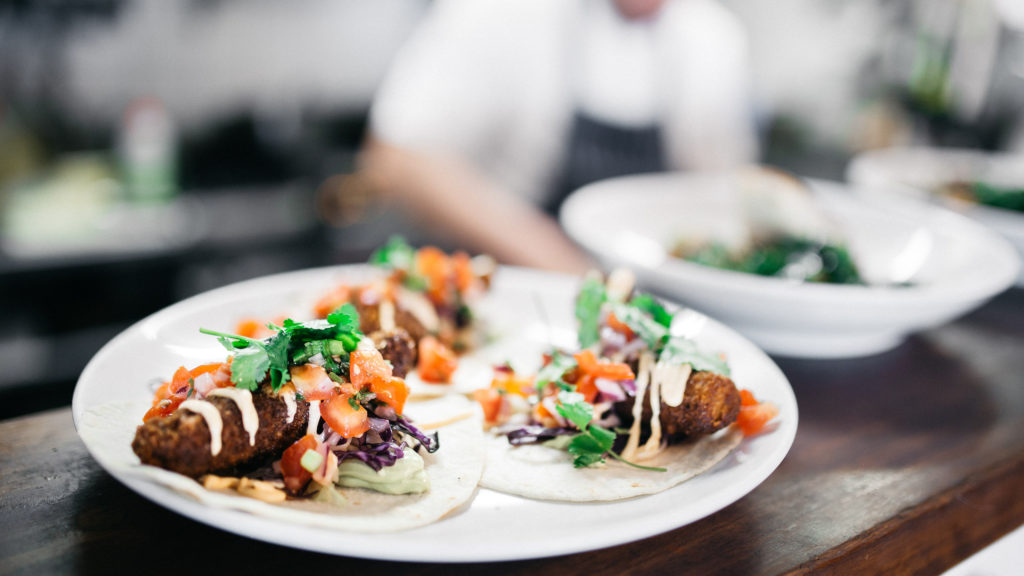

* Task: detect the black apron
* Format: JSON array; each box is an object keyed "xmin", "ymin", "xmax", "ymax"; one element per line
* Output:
[{"xmin": 545, "ymin": 110, "xmax": 667, "ymax": 215}]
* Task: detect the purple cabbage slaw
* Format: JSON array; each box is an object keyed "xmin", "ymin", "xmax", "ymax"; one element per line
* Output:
[{"xmin": 323, "ymin": 404, "xmax": 439, "ymax": 472}]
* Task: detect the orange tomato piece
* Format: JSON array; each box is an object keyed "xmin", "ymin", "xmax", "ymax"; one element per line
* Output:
[
  {"xmin": 349, "ymin": 348, "xmax": 393, "ymax": 389},
  {"xmin": 168, "ymin": 366, "xmax": 192, "ymax": 396},
  {"xmin": 606, "ymin": 312, "xmax": 636, "ymax": 340},
  {"xmin": 452, "ymin": 251, "xmax": 476, "ymax": 293},
  {"xmin": 371, "ymin": 376, "xmax": 410, "ymax": 415},
  {"xmin": 321, "ymin": 392, "xmax": 371, "ymax": 439},
  {"xmin": 573, "ymin": 350, "xmax": 634, "ymax": 381},
  {"xmin": 473, "ymin": 388, "xmax": 503, "ymax": 424},
  {"xmin": 736, "ymin": 402, "xmax": 779, "ymax": 436},
  {"xmin": 415, "ymin": 246, "xmax": 452, "ymax": 304},
  {"xmin": 290, "ymin": 364, "xmax": 339, "ymax": 401},
  {"xmin": 313, "ymin": 284, "xmax": 351, "ymax": 319},
  {"xmin": 280, "ymin": 434, "xmax": 320, "ymax": 494},
  {"xmin": 575, "ymin": 374, "xmax": 598, "ymax": 403},
  {"xmin": 417, "ymin": 336, "xmax": 458, "ymax": 383},
  {"xmin": 739, "ymin": 389, "xmax": 758, "ymax": 407}
]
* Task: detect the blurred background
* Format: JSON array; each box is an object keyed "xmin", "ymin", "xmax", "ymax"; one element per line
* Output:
[{"xmin": 2, "ymin": 0, "xmax": 1023, "ymax": 417}]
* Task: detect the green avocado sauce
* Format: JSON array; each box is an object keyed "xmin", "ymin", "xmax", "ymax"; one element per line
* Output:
[{"xmin": 336, "ymin": 448, "xmax": 429, "ymax": 494}]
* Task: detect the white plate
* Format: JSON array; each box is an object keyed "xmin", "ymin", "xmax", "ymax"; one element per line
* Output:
[
  {"xmin": 560, "ymin": 172, "xmax": 1019, "ymax": 358},
  {"xmin": 72, "ymin": 265, "xmax": 797, "ymax": 562},
  {"xmin": 847, "ymin": 147, "xmax": 1024, "ymax": 286}
]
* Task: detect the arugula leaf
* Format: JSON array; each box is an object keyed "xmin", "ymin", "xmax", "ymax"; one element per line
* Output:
[
  {"xmin": 629, "ymin": 293, "xmax": 674, "ymax": 329},
  {"xmin": 370, "ymin": 235, "xmax": 416, "ymax": 271},
  {"xmin": 610, "ymin": 303, "xmax": 669, "ymax": 349},
  {"xmin": 575, "ymin": 277, "xmax": 606, "ymax": 348},
  {"xmin": 660, "ymin": 336, "xmax": 731, "ymax": 376}
]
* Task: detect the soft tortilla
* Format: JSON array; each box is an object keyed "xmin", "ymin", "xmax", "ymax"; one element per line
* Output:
[
  {"xmin": 79, "ymin": 395, "xmax": 484, "ymax": 532},
  {"xmin": 478, "ymin": 427, "xmax": 742, "ymax": 502}
]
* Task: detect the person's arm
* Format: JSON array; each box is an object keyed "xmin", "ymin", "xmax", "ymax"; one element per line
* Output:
[{"xmin": 359, "ymin": 136, "xmax": 594, "ymax": 275}]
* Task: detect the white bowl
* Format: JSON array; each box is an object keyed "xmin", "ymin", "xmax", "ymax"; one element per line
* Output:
[
  {"xmin": 560, "ymin": 172, "xmax": 1019, "ymax": 358},
  {"xmin": 847, "ymin": 147, "xmax": 1024, "ymax": 286}
]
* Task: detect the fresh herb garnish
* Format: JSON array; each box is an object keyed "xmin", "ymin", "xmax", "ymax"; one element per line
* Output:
[
  {"xmin": 200, "ymin": 303, "xmax": 362, "ymax": 392},
  {"xmin": 575, "ymin": 277, "xmax": 606, "ymax": 348},
  {"xmin": 370, "ymin": 235, "xmax": 416, "ymax": 271},
  {"xmin": 534, "ymin": 352, "xmax": 577, "ymax": 399},
  {"xmin": 628, "ymin": 294, "xmax": 673, "ymax": 329},
  {"xmin": 660, "ymin": 336, "xmax": 731, "ymax": 376},
  {"xmin": 555, "ymin": 391, "xmax": 615, "ymax": 468},
  {"xmin": 555, "ymin": 392, "xmax": 666, "ymax": 471},
  {"xmin": 609, "ymin": 302, "xmax": 669, "ymax": 348}
]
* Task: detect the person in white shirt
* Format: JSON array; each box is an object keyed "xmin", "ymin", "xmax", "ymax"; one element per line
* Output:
[{"xmin": 358, "ymin": 0, "xmax": 758, "ymax": 272}]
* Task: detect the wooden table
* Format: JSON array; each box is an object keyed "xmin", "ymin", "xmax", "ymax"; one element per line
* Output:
[{"xmin": 2, "ymin": 288, "xmax": 1022, "ymax": 575}]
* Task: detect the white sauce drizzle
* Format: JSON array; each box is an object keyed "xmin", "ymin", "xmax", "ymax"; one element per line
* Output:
[
  {"xmin": 640, "ymin": 367, "xmax": 663, "ymax": 458},
  {"xmin": 620, "ymin": 351, "xmax": 654, "ymax": 460},
  {"xmin": 378, "ymin": 300, "xmax": 397, "ymax": 332},
  {"xmin": 281, "ymin": 389, "xmax": 297, "ymax": 424},
  {"xmin": 208, "ymin": 388, "xmax": 259, "ymax": 447},
  {"xmin": 656, "ymin": 362, "xmax": 691, "ymax": 408},
  {"xmin": 307, "ymin": 400, "xmax": 321, "ymax": 437},
  {"xmin": 180, "ymin": 400, "xmax": 224, "ymax": 456}
]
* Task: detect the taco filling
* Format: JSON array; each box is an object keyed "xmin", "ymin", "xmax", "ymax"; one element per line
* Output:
[
  {"xmin": 132, "ymin": 303, "xmax": 445, "ymax": 504},
  {"xmin": 475, "ymin": 270, "xmax": 778, "ymax": 501}
]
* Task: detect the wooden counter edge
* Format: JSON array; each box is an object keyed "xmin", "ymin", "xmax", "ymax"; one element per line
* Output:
[{"xmin": 784, "ymin": 453, "xmax": 1024, "ymax": 575}]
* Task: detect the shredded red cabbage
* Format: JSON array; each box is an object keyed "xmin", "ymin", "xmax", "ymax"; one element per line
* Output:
[{"xmin": 506, "ymin": 426, "xmax": 577, "ymax": 446}]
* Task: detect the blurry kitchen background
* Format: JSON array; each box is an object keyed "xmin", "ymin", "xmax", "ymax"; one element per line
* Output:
[{"xmin": 1, "ymin": 0, "xmax": 1022, "ymax": 417}]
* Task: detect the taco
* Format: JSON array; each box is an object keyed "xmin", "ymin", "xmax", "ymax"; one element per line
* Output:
[
  {"xmin": 475, "ymin": 271, "xmax": 778, "ymax": 501},
  {"xmin": 82, "ymin": 303, "xmax": 485, "ymax": 532}
]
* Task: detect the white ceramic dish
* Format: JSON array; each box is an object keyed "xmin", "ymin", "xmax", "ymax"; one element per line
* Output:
[
  {"xmin": 560, "ymin": 172, "xmax": 1019, "ymax": 358},
  {"xmin": 72, "ymin": 265, "xmax": 797, "ymax": 562},
  {"xmin": 847, "ymin": 147, "xmax": 1024, "ymax": 286}
]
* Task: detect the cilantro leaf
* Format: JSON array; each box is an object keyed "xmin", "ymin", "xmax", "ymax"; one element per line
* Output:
[
  {"xmin": 629, "ymin": 293, "xmax": 674, "ymax": 329},
  {"xmin": 567, "ymin": 437, "xmax": 609, "ymax": 468},
  {"xmin": 326, "ymin": 303, "xmax": 360, "ymax": 333},
  {"xmin": 229, "ymin": 349, "xmax": 271, "ymax": 391},
  {"xmin": 575, "ymin": 277, "xmax": 606, "ymax": 348},
  {"xmin": 660, "ymin": 337, "xmax": 731, "ymax": 376},
  {"xmin": 555, "ymin": 391, "xmax": 592, "ymax": 430},
  {"xmin": 370, "ymin": 235, "xmax": 416, "ymax": 271},
  {"xmin": 535, "ymin": 352, "xmax": 578, "ymax": 399},
  {"xmin": 610, "ymin": 302, "xmax": 669, "ymax": 349}
]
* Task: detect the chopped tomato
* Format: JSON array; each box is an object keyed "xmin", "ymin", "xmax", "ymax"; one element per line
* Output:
[
  {"xmin": 313, "ymin": 284, "xmax": 351, "ymax": 319},
  {"xmin": 575, "ymin": 374, "xmax": 598, "ymax": 403},
  {"xmin": 349, "ymin": 348, "xmax": 393, "ymax": 390},
  {"xmin": 417, "ymin": 336, "xmax": 458, "ymax": 383},
  {"xmin": 321, "ymin": 392, "xmax": 371, "ymax": 439},
  {"xmin": 491, "ymin": 369, "xmax": 531, "ymax": 397},
  {"xmin": 736, "ymin": 402, "xmax": 779, "ymax": 436},
  {"xmin": 143, "ymin": 396, "xmax": 184, "ymax": 422},
  {"xmin": 573, "ymin": 350, "xmax": 634, "ymax": 381},
  {"xmin": 168, "ymin": 366, "xmax": 192, "ymax": 396},
  {"xmin": 739, "ymin": 389, "xmax": 758, "ymax": 407},
  {"xmin": 371, "ymin": 376, "xmax": 410, "ymax": 414},
  {"xmin": 280, "ymin": 434, "xmax": 319, "ymax": 494},
  {"xmin": 289, "ymin": 364, "xmax": 339, "ymax": 401},
  {"xmin": 473, "ymin": 388, "xmax": 503, "ymax": 424},
  {"xmin": 415, "ymin": 246, "xmax": 452, "ymax": 304},
  {"xmin": 606, "ymin": 312, "xmax": 636, "ymax": 340},
  {"xmin": 452, "ymin": 251, "xmax": 476, "ymax": 293}
]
